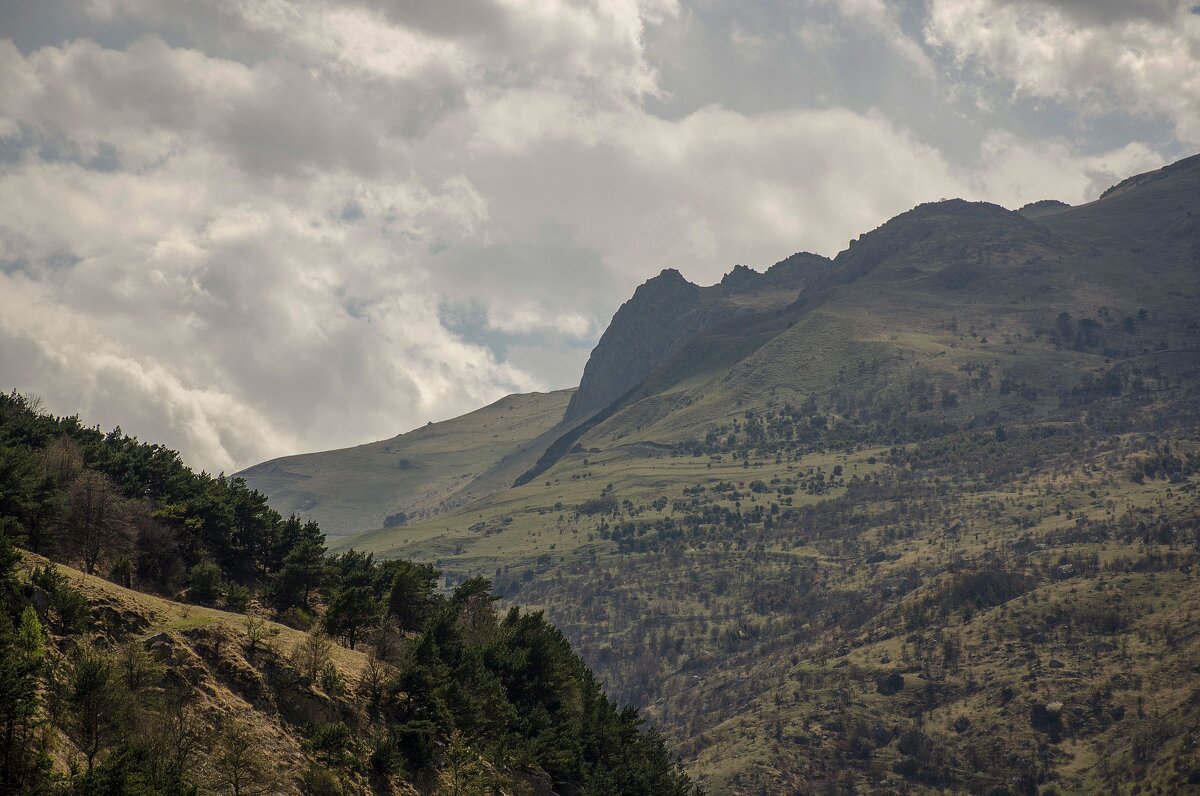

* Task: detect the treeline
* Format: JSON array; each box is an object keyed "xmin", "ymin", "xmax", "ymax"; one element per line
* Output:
[
  {"xmin": 0, "ymin": 391, "xmax": 697, "ymax": 794},
  {"xmin": 0, "ymin": 391, "xmax": 331, "ymax": 604}
]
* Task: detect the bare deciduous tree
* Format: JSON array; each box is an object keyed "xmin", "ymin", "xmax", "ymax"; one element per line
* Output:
[
  {"xmin": 291, "ymin": 630, "xmax": 333, "ymax": 686},
  {"xmin": 63, "ymin": 471, "xmax": 131, "ymax": 575},
  {"xmin": 210, "ymin": 719, "xmax": 273, "ymax": 796}
]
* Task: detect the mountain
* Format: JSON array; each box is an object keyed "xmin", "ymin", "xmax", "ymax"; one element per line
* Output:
[
  {"xmin": 237, "ymin": 250, "xmax": 830, "ymax": 537},
  {"xmin": 564, "ymin": 252, "xmax": 830, "ymax": 423},
  {"xmin": 238, "ymin": 389, "xmax": 574, "ymax": 537},
  {"xmin": 556, "ymin": 159, "xmax": 1198, "ymax": 456},
  {"xmin": 251, "ymin": 154, "xmax": 1200, "ymax": 793}
]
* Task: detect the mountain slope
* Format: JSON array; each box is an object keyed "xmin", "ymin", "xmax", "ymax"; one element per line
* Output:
[
  {"xmin": 0, "ymin": 392, "xmax": 699, "ymax": 796},
  {"xmin": 332, "ymin": 153, "xmax": 1200, "ymax": 793},
  {"xmin": 571, "ymin": 158, "xmax": 1199, "ymax": 453},
  {"xmin": 238, "ymin": 389, "xmax": 574, "ymax": 537}
]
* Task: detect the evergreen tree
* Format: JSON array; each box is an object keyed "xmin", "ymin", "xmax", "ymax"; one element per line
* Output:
[
  {"xmin": 387, "ymin": 561, "xmax": 439, "ymax": 632},
  {"xmin": 321, "ymin": 586, "xmax": 380, "ymax": 650}
]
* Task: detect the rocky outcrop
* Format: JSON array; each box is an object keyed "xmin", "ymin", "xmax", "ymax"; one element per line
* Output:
[
  {"xmin": 564, "ymin": 268, "xmax": 706, "ymax": 422},
  {"xmin": 564, "ymin": 254, "xmax": 831, "ymax": 424},
  {"xmin": 1017, "ymin": 199, "xmax": 1071, "ymax": 219}
]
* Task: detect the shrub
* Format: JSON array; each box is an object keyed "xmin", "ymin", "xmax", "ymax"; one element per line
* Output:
[
  {"xmin": 225, "ymin": 582, "xmax": 252, "ymax": 612},
  {"xmin": 280, "ymin": 606, "xmax": 315, "ymax": 631},
  {"xmin": 187, "ymin": 559, "xmax": 223, "ymax": 603},
  {"xmin": 300, "ymin": 764, "xmax": 342, "ymax": 796},
  {"xmin": 320, "ymin": 662, "xmax": 344, "ymax": 697}
]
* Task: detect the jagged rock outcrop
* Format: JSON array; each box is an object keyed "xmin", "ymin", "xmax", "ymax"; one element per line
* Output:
[
  {"xmin": 565, "ymin": 254, "xmax": 830, "ymax": 423},
  {"xmin": 564, "ymin": 268, "xmax": 706, "ymax": 422}
]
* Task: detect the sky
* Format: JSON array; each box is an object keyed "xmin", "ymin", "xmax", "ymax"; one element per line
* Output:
[{"xmin": 0, "ymin": 0, "xmax": 1197, "ymax": 473}]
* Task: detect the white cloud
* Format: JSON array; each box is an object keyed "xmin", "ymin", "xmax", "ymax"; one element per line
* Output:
[
  {"xmin": 969, "ymin": 132, "xmax": 1165, "ymax": 205},
  {"xmin": 486, "ymin": 305, "xmax": 593, "ymax": 338},
  {"xmin": 0, "ymin": 0, "xmax": 681, "ymax": 471},
  {"xmin": 926, "ymin": 0, "xmax": 1200, "ymax": 142},
  {"xmin": 0, "ymin": 0, "xmax": 1186, "ymax": 473},
  {"xmin": 0, "ymin": 144, "xmax": 531, "ymax": 472}
]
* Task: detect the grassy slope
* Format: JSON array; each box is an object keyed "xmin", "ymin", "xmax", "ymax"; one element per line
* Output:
[
  {"xmin": 665, "ymin": 435, "xmax": 1200, "ymax": 793},
  {"xmin": 24, "ymin": 551, "xmax": 369, "ymax": 673},
  {"xmin": 238, "ymin": 389, "xmax": 574, "ymax": 537},
  {"xmin": 338, "ymin": 407, "xmax": 1200, "ymax": 793},
  {"xmin": 339, "ymin": 441, "xmax": 881, "ymax": 565},
  {"xmin": 19, "ymin": 552, "xmax": 391, "ymax": 795}
]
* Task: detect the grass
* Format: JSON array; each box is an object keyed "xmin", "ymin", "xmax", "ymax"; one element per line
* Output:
[
  {"xmin": 20, "ymin": 552, "xmax": 370, "ymax": 677},
  {"xmin": 238, "ymin": 388, "xmax": 574, "ymax": 538},
  {"xmin": 335, "ymin": 413, "xmax": 1200, "ymax": 793}
]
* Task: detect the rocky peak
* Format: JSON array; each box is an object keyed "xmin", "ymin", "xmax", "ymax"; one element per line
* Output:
[
  {"xmin": 810, "ymin": 200, "xmax": 1047, "ymax": 292},
  {"xmin": 564, "ymin": 269, "xmax": 704, "ymax": 422},
  {"xmin": 719, "ymin": 264, "xmax": 760, "ymax": 289},
  {"xmin": 762, "ymin": 251, "xmax": 832, "ymax": 287}
]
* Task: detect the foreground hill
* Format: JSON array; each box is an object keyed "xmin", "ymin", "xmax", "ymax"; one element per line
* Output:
[
  {"xmin": 238, "ymin": 389, "xmax": 575, "ymax": 538},
  {"xmin": 331, "ymin": 154, "xmax": 1200, "ymax": 792},
  {"xmin": 0, "ymin": 392, "xmax": 696, "ymax": 795}
]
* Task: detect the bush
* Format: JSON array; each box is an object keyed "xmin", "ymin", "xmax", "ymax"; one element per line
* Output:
[
  {"xmin": 280, "ymin": 606, "xmax": 315, "ymax": 631},
  {"xmin": 225, "ymin": 582, "xmax": 252, "ymax": 612},
  {"xmin": 320, "ymin": 662, "xmax": 344, "ymax": 697},
  {"xmin": 31, "ymin": 564, "xmax": 90, "ymax": 634},
  {"xmin": 188, "ymin": 559, "xmax": 223, "ymax": 603},
  {"xmin": 300, "ymin": 764, "xmax": 342, "ymax": 796}
]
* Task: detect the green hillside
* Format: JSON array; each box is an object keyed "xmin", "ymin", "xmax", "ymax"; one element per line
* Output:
[
  {"xmin": 329, "ymin": 154, "xmax": 1200, "ymax": 792},
  {"xmin": 238, "ymin": 389, "xmax": 575, "ymax": 538}
]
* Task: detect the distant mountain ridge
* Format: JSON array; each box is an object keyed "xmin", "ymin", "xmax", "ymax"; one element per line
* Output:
[
  {"xmin": 238, "ymin": 389, "xmax": 575, "ymax": 536},
  {"xmin": 244, "ymin": 153, "xmax": 1200, "ymax": 537}
]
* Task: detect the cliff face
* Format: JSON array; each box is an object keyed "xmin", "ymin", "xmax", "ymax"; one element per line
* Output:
[
  {"xmin": 564, "ymin": 268, "xmax": 703, "ymax": 422},
  {"xmin": 564, "ymin": 253, "xmax": 831, "ymax": 423}
]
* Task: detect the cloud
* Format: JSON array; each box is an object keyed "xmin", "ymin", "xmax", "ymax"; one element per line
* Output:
[
  {"xmin": 969, "ymin": 132, "xmax": 1166, "ymax": 204},
  {"xmin": 0, "ymin": 0, "xmax": 1186, "ymax": 473},
  {"xmin": 0, "ymin": 141, "xmax": 534, "ymax": 472},
  {"xmin": 819, "ymin": 0, "xmax": 935, "ymax": 77},
  {"xmin": 926, "ymin": 0, "xmax": 1200, "ymax": 143},
  {"xmin": 0, "ymin": 0, "xmax": 680, "ymax": 472}
]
